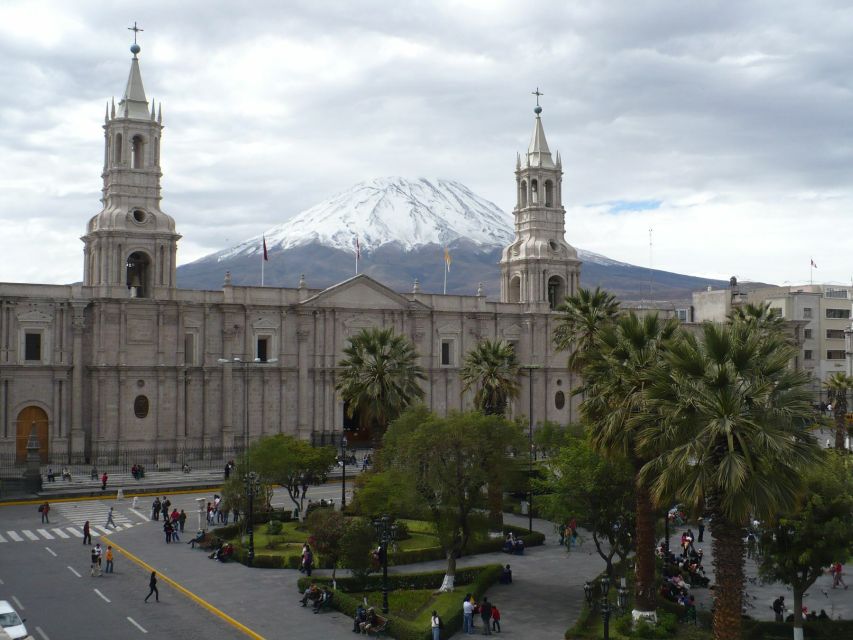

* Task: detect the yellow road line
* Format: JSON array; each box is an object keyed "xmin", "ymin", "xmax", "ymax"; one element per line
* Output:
[{"xmin": 103, "ymin": 536, "xmax": 265, "ymax": 640}]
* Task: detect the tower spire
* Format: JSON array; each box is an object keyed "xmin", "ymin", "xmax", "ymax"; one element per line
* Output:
[
  {"xmin": 527, "ymin": 88, "xmax": 553, "ymax": 168},
  {"xmin": 118, "ymin": 24, "xmax": 149, "ymax": 119}
]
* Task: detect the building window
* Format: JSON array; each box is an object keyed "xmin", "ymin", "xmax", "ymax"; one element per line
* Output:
[
  {"xmin": 826, "ymin": 329, "xmax": 846, "ymax": 340},
  {"xmin": 676, "ymin": 308, "xmax": 690, "ymax": 322},
  {"xmin": 769, "ymin": 307, "xmax": 783, "ymax": 318},
  {"xmin": 826, "ymin": 309, "xmax": 851, "ymax": 319},
  {"xmin": 554, "ymin": 391, "xmax": 565, "ymax": 410},
  {"xmin": 133, "ymin": 395, "xmax": 149, "ymax": 419},
  {"xmin": 131, "ymin": 134, "xmax": 145, "ymax": 169},
  {"xmin": 256, "ymin": 336, "xmax": 269, "ymax": 362},
  {"xmin": 803, "ymin": 308, "xmax": 813, "ymax": 319},
  {"xmin": 825, "ymin": 289, "xmax": 849, "ymax": 299},
  {"xmin": 827, "ymin": 350, "xmax": 846, "ymax": 360},
  {"xmin": 804, "ymin": 350, "xmax": 813, "ymax": 360},
  {"xmin": 184, "ymin": 333, "xmax": 196, "ymax": 366},
  {"xmin": 804, "ymin": 329, "xmax": 813, "ymax": 339},
  {"xmin": 441, "ymin": 339, "xmax": 454, "ymax": 366},
  {"xmin": 24, "ymin": 333, "xmax": 42, "ymax": 361}
]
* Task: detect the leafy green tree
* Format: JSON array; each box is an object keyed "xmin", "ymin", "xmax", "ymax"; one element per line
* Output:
[
  {"xmin": 553, "ymin": 286, "xmax": 620, "ymax": 374},
  {"xmin": 339, "ymin": 517, "xmax": 376, "ymax": 589},
  {"xmin": 579, "ymin": 311, "xmax": 680, "ymax": 615},
  {"xmin": 378, "ymin": 406, "xmax": 523, "ymax": 590},
  {"xmin": 460, "ymin": 339, "xmax": 521, "ymax": 416},
  {"xmin": 533, "ymin": 420, "xmax": 578, "ymax": 458},
  {"xmin": 336, "ymin": 327, "xmax": 426, "ymax": 447},
  {"xmin": 640, "ymin": 319, "xmax": 822, "ymax": 640},
  {"xmin": 246, "ymin": 435, "xmax": 336, "ymax": 512},
  {"xmin": 759, "ymin": 451, "xmax": 853, "ymax": 639},
  {"xmin": 537, "ymin": 433, "xmax": 635, "ymax": 576},
  {"xmin": 824, "ymin": 372, "xmax": 853, "ymax": 450},
  {"xmin": 219, "ymin": 473, "xmax": 273, "ymax": 531},
  {"xmin": 306, "ymin": 508, "xmax": 348, "ymax": 582}
]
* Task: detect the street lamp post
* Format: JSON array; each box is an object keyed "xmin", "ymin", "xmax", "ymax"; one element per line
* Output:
[
  {"xmin": 600, "ymin": 576, "xmax": 612, "ymax": 640},
  {"xmin": 244, "ymin": 471, "xmax": 260, "ymax": 567},
  {"xmin": 373, "ymin": 515, "xmax": 397, "ymax": 614},
  {"xmin": 340, "ymin": 434, "xmax": 348, "ymax": 509}
]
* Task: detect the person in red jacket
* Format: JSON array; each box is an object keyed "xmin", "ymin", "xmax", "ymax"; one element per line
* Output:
[
  {"xmin": 101, "ymin": 472, "xmax": 108, "ymax": 491},
  {"xmin": 491, "ymin": 603, "xmax": 501, "ymax": 632}
]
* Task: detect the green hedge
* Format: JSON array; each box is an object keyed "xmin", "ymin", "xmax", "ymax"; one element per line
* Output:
[
  {"xmin": 298, "ymin": 564, "xmax": 503, "ymax": 640},
  {"xmin": 741, "ymin": 620, "xmax": 853, "ymax": 639}
]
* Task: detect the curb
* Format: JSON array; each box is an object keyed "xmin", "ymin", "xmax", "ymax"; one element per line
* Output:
[{"xmin": 0, "ymin": 483, "xmax": 224, "ymax": 506}]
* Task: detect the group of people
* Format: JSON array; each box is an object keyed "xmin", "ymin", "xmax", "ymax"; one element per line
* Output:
[
  {"xmin": 558, "ymin": 518, "xmax": 579, "ymax": 548},
  {"xmin": 130, "ymin": 464, "xmax": 146, "ymax": 480},
  {"xmin": 88, "ymin": 542, "xmax": 114, "ymax": 576},
  {"xmin": 501, "ymin": 532, "xmax": 525, "ymax": 555},
  {"xmin": 45, "ymin": 467, "xmax": 73, "ymax": 482},
  {"xmin": 299, "ymin": 584, "xmax": 334, "ymax": 614},
  {"xmin": 658, "ymin": 527, "xmax": 709, "ymax": 605},
  {"xmin": 462, "ymin": 594, "xmax": 501, "ymax": 635},
  {"xmin": 351, "ymin": 604, "xmax": 381, "ymax": 634}
]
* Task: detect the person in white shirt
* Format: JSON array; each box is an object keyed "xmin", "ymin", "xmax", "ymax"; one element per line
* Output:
[
  {"xmin": 463, "ymin": 597, "xmax": 474, "ymax": 634},
  {"xmin": 431, "ymin": 610, "xmax": 442, "ymax": 640}
]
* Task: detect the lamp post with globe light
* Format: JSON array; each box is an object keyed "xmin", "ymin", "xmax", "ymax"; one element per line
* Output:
[
  {"xmin": 244, "ymin": 471, "xmax": 260, "ymax": 567},
  {"xmin": 373, "ymin": 515, "xmax": 397, "ymax": 614},
  {"xmin": 340, "ymin": 434, "xmax": 348, "ymax": 509}
]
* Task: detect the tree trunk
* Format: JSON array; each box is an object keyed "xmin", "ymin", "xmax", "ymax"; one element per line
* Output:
[
  {"xmin": 487, "ymin": 481, "xmax": 504, "ymax": 528},
  {"xmin": 634, "ymin": 484, "xmax": 657, "ymax": 613},
  {"xmin": 835, "ymin": 409, "xmax": 846, "ymax": 450},
  {"xmin": 439, "ymin": 550, "xmax": 456, "ymax": 592},
  {"xmin": 792, "ymin": 587, "xmax": 804, "ymax": 640},
  {"xmin": 711, "ymin": 515, "xmax": 745, "ymax": 640}
]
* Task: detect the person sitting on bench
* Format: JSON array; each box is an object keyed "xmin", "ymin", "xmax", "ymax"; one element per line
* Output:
[
  {"xmin": 215, "ymin": 542, "xmax": 233, "ymax": 562},
  {"xmin": 188, "ymin": 530, "xmax": 206, "ymax": 548},
  {"xmin": 352, "ymin": 604, "xmax": 368, "ymax": 632},
  {"xmin": 61, "ymin": 467, "xmax": 72, "ymax": 481},
  {"xmin": 360, "ymin": 608, "xmax": 379, "ymax": 634},
  {"xmin": 299, "ymin": 584, "xmax": 321, "ymax": 607},
  {"xmin": 312, "ymin": 587, "xmax": 333, "ymax": 613}
]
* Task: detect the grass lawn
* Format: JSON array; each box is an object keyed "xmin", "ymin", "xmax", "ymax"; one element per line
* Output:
[{"xmin": 354, "ymin": 587, "xmax": 463, "ymax": 627}]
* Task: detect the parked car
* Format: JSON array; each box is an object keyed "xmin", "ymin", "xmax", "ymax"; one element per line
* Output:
[{"xmin": 0, "ymin": 600, "xmax": 28, "ymax": 640}]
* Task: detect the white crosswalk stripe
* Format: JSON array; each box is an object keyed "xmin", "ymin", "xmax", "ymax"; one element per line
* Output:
[
  {"xmin": 66, "ymin": 527, "xmax": 83, "ymax": 538},
  {"xmin": 51, "ymin": 528, "xmax": 70, "ymax": 539},
  {"xmin": 37, "ymin": 529, "xmax": 54, "ymax": 540},
  {"xmin": 54, "ymin": 501, "xmax": 135, "ymax": 528},
  {"xmin": 0, "ymin": 532, "xmax": 6, "ymax": 543},
  {"xmin": 22, "ymin": 530, "xmax": 39, "ymax": 541},
  {"xmin": 93, "ymin": 526, "xmax": 112, "ymax": 535},
  {"xmin": 2, "ymin": 501, "xmax": 142, "ymax": 544},
  {"xmin": 7, "ymin": 531, "xmax": 23, "ymax": 542}
]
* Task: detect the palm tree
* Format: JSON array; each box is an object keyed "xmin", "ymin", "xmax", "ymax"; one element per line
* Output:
[
  {"xmin": 580, "ymin": 312, "xmax": 681, "ymax": 614},
  {"xmin": 460, "ymin": 339, "xmax": 521, "ymax": 415},
  {"xmin": 553, "ymin": 287, "xmax": 620, "ymax": 374},
  {"xmin": 336, "ymin": 327, "xmax": 426, "ymax": 448},
  {"xmin": 824, "ymin": 372, "xmax": 853, "ymax": 450},
  {"xmin": 639, "ymin": 321, "xmax": 821, "ymax": 640}
]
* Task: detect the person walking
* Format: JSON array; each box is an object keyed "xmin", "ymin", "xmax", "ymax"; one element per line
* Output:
[
  {"xmin": 772, "ymin": 595, "xmax": 785, "ymax": 622},
  {"xmin": 463, "ymin": 596, "xmax": 474, "ymax": 634},
  {"xmin": 105, "ymin": 545, "xmax": 114, "ymax": 573},
  {"xmin": 105, "ymin": 507, "xmax": 117, "ymax": 529},
  {"xmin": 101, "ymin": 472, "xmax": 108, "ymax": 491},
  {"xmin": 480, "ymin": 597, "xmax": 493, "ymax": 635},
  {"xmin": 164, "ymin": 520, "xmax": 173, "ymax": 544},
  {"xmin": 144, "ymin": 571, "xmax": 159, "ymax": 602},
  {"xmin": 832, "ymin": 562, "xmax": 848, "ymax": 589},
  {"xmin": 40, "ymin": 501, "xmax": 50, "ymax": 524},
  {"xmin": 178, "ymin": 509, "xmax": 187, "ymax": 533},
  {"xmin": 82, "ymin": 520, "xmax": 92, "ymax": 545},
  {"xmin": 94, "ymin": 543, "xmax": 103, "ymax": 575},
  {"xmin": 697, "ymin": 518, "xmax": 705, "ymax": 543},
  {"xmin": 90, "ymin": 547, "xmax": 99, "ymax": 577},
  {"xmin": 430, "ymin": 610, "xmax": 442, "ymax": 640},
  {"xmin": 151, "ymin": 497, "xmax": 161, "ymax": 521},
  {"xmin": 491, "ymin": 604, "xmax": 501, "ymax": 633}
]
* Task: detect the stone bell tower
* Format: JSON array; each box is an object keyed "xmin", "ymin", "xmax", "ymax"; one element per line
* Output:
[
  {"xmin": 82, "ymin": 30, "xmax": 180, "ymax": 299},
  {"xmin": 500, "ymin": 93, "xmax": 580, "ymax": 308}
]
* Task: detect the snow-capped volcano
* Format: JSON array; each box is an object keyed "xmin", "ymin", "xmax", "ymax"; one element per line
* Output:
[{"xmin": 218, "ymin": 177, "xmax": 514, "ymax": 261}]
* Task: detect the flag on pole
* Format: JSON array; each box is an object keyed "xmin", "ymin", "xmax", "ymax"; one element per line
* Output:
[
  {"xmin": 263, "ymin": 236, "xmax": 269, "ymax": 261},
  {"xmin": 444, "ymin": 247, "xmax": 452, "ymax": 272},
  {"xmin": 356, "ymin": 236, "xmax": 361, "ymax": 260},
  {"xmin": 810, "ymin": 258, "xmax": 817, "ymax": 268}
]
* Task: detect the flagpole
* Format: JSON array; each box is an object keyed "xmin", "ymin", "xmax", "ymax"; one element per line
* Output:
[
  {"xmin": 261, "ymin": 248, "xmax": 265, "ymax": 286},
  {"xmin": 443, "ymin": 261, "xmax": 447, "ymax": 295}
]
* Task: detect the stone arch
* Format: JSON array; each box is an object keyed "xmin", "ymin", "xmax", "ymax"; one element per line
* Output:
[
  {"xmin": 15, "ymin": 405, "xmax": 49, "ymax": 464},
  {"xmin": 509, "ymin": 275, "xmax": 522, "ymax": 303},
  {"xmin": 531, "ymin": 179, "xmax": 539, "ymax": 204},
  {"xmin": 544, "ymin": 180, "xmax": 554, "ymax": 207},
  {"xmin": 126, "ymin": 250, "xmax": 153, "ymax": 298},
  {"xmin": 547, "ymin": 275, "xmax": 565, "ymax": 310},
  {"xmin": 114, "ymin": 133, "xmax": 123, "ymax": 164},
  {"xmin": 131, "ymin": 134, "xmax": 145, "ymax": 168},
  {"xmin": 520, "ymin": 180, "xmax": 528, "ymax": 208}
]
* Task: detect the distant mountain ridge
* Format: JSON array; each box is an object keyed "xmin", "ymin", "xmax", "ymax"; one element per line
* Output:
[{"xmin": 177, "ymin": 177, "xmax": 729, "ymax": 301}]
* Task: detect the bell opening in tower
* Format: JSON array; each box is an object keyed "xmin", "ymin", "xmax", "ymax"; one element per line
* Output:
[
  {"xmin": 126, "ymin": 251, "xmax": 151, "ymax": 298},
  {"xmin": 547, "ymin": 275, "xmax": 565, "ymax": 310}
]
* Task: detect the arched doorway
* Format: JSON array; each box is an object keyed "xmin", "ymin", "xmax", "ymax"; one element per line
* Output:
[
  {"xmin": 126, "ymin": 251, "xmax": 151, "ymax": 298},
  {"xmin": 547, "ymin": 276, "xmax": 565, "ymax": 310},
  {"xmin": 16, "ymin": 406, "xmax": 49, "ymax": 463},
  {"xmin": 342, "ymin": 401, "xmax": 374, "ymax": 447}
]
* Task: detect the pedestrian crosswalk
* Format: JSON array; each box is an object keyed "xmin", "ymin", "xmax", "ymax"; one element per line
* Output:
[{"xmin": 1, "ymin": 500, "xmax": 145, "ymax": 543}]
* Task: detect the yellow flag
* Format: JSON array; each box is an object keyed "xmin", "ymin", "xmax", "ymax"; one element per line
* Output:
[{"xmin": 444, "ymin": 247, "xmax": 451, "ymax": 271}]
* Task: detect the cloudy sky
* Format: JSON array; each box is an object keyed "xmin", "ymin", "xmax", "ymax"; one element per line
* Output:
[{"xmin": 2, "ymin": 0, "xmax": 852, "ymax": 287}]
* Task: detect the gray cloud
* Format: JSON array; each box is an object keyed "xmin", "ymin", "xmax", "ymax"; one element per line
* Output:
[{"xmin": 1, "ymin": 0, "xmax": 853, "ymax": 286}]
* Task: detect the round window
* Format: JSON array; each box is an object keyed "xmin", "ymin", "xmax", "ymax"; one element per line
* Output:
[
  {"xmin": 134, "ymin": 395, "xmax": 149, "ymax": 419},
  {"xmin": 549, "ymin": 240, "xmax": 558, "ymax": 251},
  {"xmin": 133, "ymin": 209, "xmax": 146, "ymax": 223},
  {"xmin": 554, "ymin": 391, "xmax": 566, "ymax": 410}
]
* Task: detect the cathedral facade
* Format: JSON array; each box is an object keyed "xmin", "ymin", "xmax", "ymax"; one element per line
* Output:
[{"xmin": 0, "ymin": 44, "xmax": 580, "ymax": 463}]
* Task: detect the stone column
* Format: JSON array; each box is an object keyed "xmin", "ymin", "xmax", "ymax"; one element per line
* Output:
[{"xmin": 70, "ymin": 307, "xmax": 86, "ymax": 456}]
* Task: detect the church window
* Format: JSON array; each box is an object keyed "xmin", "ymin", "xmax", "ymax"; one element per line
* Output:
[
  {"xmin": 531, "ymin": 179, "xmax": 538, "ymax": 204},
  {"xmin": 509, "ymin": 276, "xmax": 521, "ymax": 303},
  {"xmin": 154, "ymin": 137, "xmax": 160, "ymax": 165},
  {"xmin": 131, "ymin": 135, "xmax": 145, "ymax": 168},
  {"xmin": 133, "ymin": 395, "xmax": 149, "ymax": 419},
  {"xmin": 554, "ymin": 391, "xmax": 566, "ymax": 410},
  {"xmin": 25, "ymin": 332, "xmax": 42, "ymax": 361},
  {"xmin": 133, "ymin": 209, "xmax": 146, "ymax": 223},
  {"xmin": 184, "ymin": 333, "xmax": 197, "ymax": 366},
  {"xmin": 544, "ymin": 180, "xmax": 553, "ymax": 207},
  {"xmin": 547, "ymin": 276, "xmax": 565, "ymax": 310},
  {"xmin": 440, "ymin": 339, "xmax": 454, "ymax": 366},
  {"xmin": 114, "ymin": 133, "xmax": 123, "ymax": 164},
  {"xmin": 256, "ymin": 336, "xmax": 270, "ymax": 362},
  {"xmin": 126, "ymin": 251, "xmax": 151, "ymax": 298},
  {"xmin": 520, "ymin": 180, "xmax": 528, "ymax": 207}
]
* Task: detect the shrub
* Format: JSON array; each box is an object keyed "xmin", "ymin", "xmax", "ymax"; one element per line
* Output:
[{"xmin": 267, "ymin": 519, "xmax": 283, "ymax": 536}]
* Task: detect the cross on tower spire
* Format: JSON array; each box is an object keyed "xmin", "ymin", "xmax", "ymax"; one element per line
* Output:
[
  {"xmin": 532, "ymin": 87, "xmax": 543, "ymax": 106},
  {"xmin": 128, "ymin": 22, "xmax": 144, "ymax": 44}
]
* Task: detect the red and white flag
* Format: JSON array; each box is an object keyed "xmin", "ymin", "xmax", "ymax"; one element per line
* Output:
[
  {"xmin": 810, "ymin": 258, "xmax": 817, "ymax": 269},
  {"xmin": 355, "ymin": 236, "xmax": 360, "ymax": 260},
  {"xmin": 262, "ymin": 236, "xmax": 269, "ymax": 261}
]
